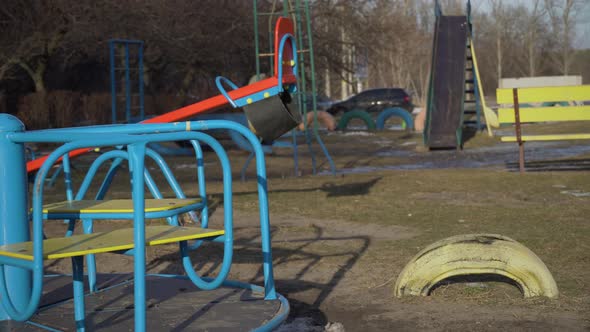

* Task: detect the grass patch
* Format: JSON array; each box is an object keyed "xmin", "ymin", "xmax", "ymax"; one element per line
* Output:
[{"xmin": 228, "ymin": 169, "xmax": 590, "ymax": 311}]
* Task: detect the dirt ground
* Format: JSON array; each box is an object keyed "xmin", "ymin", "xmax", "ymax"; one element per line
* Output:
[{"xmin": 40, "ymin": 124, "xmax": 590, "ymax": 331}]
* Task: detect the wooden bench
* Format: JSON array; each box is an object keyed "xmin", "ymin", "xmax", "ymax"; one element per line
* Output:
[{"xmin": 496, "ymin": 85, "xmax": 590, "ymax": 172}]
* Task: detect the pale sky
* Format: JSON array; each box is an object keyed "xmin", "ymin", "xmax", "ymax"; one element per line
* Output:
[{"xmin": 474, "ymin": 0, "xmax": 590, "ymax": 49}]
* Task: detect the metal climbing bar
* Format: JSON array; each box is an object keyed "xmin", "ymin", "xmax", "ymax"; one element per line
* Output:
[
  {"xmin": 109, "ymin": 39, "xmax": 144, "ymax": 124},
  {"xmin": 253, "ymin": 0, "xmax": 336, "ymax": 176}
]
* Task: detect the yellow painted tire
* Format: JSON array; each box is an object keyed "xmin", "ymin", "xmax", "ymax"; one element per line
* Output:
[{"xmin": 394, "ymin": 234, "xmax": 558, "ymax": 298}]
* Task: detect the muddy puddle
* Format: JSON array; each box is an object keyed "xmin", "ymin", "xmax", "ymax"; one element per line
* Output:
[{"xmin": 321, "ymin": 140, "xmax": 590, "ymax": 175}]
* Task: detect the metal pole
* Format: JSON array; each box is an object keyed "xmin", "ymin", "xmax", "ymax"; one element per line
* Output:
[
  {"xmin": 0, "ymin": 114, "xmax": 31, "ymax": 320},
  {"xmin": 253, "ymin": 0, "xmax": 261, "ymax": 79},
  {"xmin": 128, "ymin": 143, "xmax": 148, "ymax": 331},
  {"xmin": 138, "ymin": 42, "xmax": 145, "ymax": 121},
  {"xmin": 124, "ymin": 43, "xmax": 131, "ymax": 123},
  {"xmin": 513, "ymin": 88, "xmax": 525, "ymax": 173},
  {"xmin": 268, "ymin": 29, "xmax": 274, "ymax": 76},
  {"xmin": 109, "ymin": 41, "xmax": 117, "ymax": 124},
  {"xmin": 290, "ymin": 0, "xmax": 316, "ymax": 175},
  {"xmin": 472, "ymin": 41, "xmax": 481, "ymax": 130}
]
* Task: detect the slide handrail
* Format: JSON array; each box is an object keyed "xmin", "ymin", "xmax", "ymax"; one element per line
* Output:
[{"xmin": 470, "ymin": 41, "xmax": 499, "ymax": 135}]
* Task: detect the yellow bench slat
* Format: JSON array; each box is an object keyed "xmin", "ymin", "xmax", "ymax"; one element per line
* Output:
[
  {"xmin": 42, "ymin": 198, "xmax": 202, "ymax": 214},
  {"xmin": 496, "ymin": 85, "xmax": 590, "ymax": 104},
  {"xmin": 500, "ymin": 133, "xmax": 590, "ymax": 142},
  {"xmin": 498, "ymin": 106, "xmax": 590, "ymax": 123},
  {"xmin": 0, "ymin": 225, "xmax": 224, "ymax": 261}
]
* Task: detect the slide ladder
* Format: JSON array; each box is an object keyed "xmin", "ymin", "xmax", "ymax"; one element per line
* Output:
[{"xmin": 462, "ymin": 41, "xmax": 481, "ymax": 129}]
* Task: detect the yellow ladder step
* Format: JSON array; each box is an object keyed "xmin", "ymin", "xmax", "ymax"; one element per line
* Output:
[
  {"xmin": 42, "ymin": 198, "xmax": 202, "ymax": 214},
  {"xmin": 0, "ymin": 226, "xmax": 224, "ymax": 261}
]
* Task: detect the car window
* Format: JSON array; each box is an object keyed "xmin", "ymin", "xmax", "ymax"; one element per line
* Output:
[
  {"xmin": 358, "ymin": 90, "xmax": 382, "ymax": 101},
  {"xmin": 348, "ymin": 91, "xmax": 366, "ymax": 102},
  {"xmin": 348, "ymin": 89, "xmax": 408, "ymax": 103},
  {"xmin": 374, "ymin": 90, "xmax": 388, "ymax": 99},
  {"xmin": 387, "ymin": 89, "xmax": 407, "ymax": 98}
]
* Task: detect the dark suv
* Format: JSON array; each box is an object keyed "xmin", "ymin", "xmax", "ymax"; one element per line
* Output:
[{"xmin": 326, "ymin": 88, "xmax": 413, "ymax": 115}]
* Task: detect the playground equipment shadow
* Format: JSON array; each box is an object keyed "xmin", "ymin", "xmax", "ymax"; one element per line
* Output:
[
  {"xmin": 35, "ymin": 126, "xmax": 590, "ymax": 331},
  {"xmin": 14, "ymin": 273, "xmax": 279, "ymax": 331}
]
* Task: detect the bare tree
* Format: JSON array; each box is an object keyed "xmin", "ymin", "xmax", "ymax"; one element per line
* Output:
[
  {"xmin": 0, "ymin": 1, "xmax": 85, "ymax": 93},
  {"xmin": 312, "ymin": 0, "xmax": 375, "ymax": 98},
  {"xmin": 1, "ymin": 0, "xmax": 587, "ymax": 104},
  {"xmin": 488, "ymin": 0, "xmax": 506, "ymax": 84},
  {"xmin": 523, "ymin": 0, "xmax": 547, "ymax": 76},
  {"xmin": 544, "ymin": 0, "xmax": 581, "ymax": 75}
]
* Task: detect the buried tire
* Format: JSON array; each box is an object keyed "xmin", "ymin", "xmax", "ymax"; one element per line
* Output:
[
  {"xmin": 376, "ymin": 107, "xmax": 414, "ymax": 131},
  {"xmin": 336, "ymin": 109, "xmax": 376, "ymax": 130},
  {"xmin": 394, "ymin": 234, "xmax": 558, "ymax": 298}
]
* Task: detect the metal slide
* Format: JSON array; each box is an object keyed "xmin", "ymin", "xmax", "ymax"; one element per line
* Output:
[{"xmin": 424, "ymin": 15, "xmax": 469, "ymax": 149}]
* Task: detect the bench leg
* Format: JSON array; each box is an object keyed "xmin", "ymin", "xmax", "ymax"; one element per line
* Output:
[
  {"xmin": 518, "ymin": 142, "xmax": 525, "ymax": 173},
  {"xmin": 513, "ymin": 88, "xmax": 526, "ymax": 173},
  {"xmin": 72, "ymin": 256, "xmax": 86, "ymax": 332}
]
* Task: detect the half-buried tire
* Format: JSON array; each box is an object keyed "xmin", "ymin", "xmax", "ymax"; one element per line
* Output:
[
  {"xmin": 336, "ymin": 109, "xmax": 376, "ymax": 130},
  {"xmin": 376, "ymin": 107, "xmax": 414, "ymax": 131},
  {"xmin": 394, "ymin": 234, "xmax": 558, "ymax": 298}
]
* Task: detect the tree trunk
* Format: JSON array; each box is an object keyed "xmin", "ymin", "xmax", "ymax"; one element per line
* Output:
[
  {"xmin": 528, "ymin": 31, "xmax": 536, "ymax": 77},
  {"xmin": 496, "ymin": 36, "xmax": 502, "ymax": 85},
  {"xmin": 32, "ymin": 70, "xmax": 46, "ymax": 94},
  {"xmin": 17, "ymin": 60, "xmax": 46, "ymax": 93},
  {"xmin": 324, "ymin": 65, "xmax": 331, "ymax": 97}
]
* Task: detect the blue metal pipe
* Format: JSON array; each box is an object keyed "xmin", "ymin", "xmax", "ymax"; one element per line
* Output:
[
  {"xmin": 181, "ymin": 133, "xmax": 233, "ymax": 290},
  {"xmin": 71, "ymin": 256, "xmax": 85, "ymax": 332},
  {"xmin": 277, "ymin": 34, "xmax": 297, "ymax": 92},
  {"xmin": 190, "ymin": 140, "xmax": 208, "ymax": 227},
  {"xmin": 95, "ymin": 157, "xmax": 123, "ymax": 200},
  {"xmin": 0, "ymin": 114, "xmax": 31, "ymax": 320},
  {"xmin": 127, "ymin": 143, "xmax": 148, "ymax": 332},
  {"xmin": 109, "ymin": 41, "xmax": 117, "ymax": 124},
  {"xmin": 138, "ymin": 43, "xmax": 145, "ymax": 121},
  {"xmin": 9, "ymin": 119, "xmax": 277, "ymax": 301},
  {"xmin": 124, "ymin": 43, "xmax": 131, "ymax": 123},
  {"xmin": 76, "ymin": 151, "xmax": 127, "ymax": 200}
]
